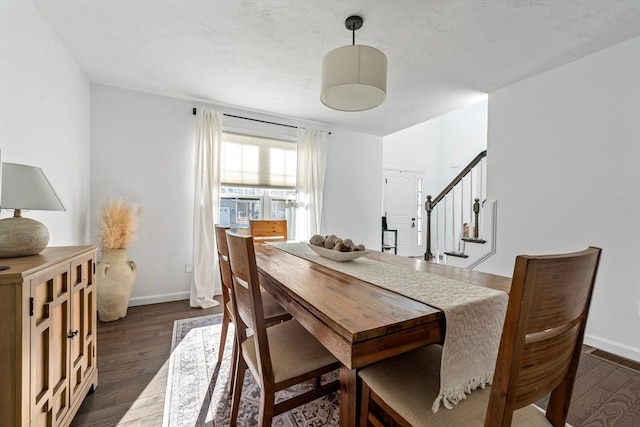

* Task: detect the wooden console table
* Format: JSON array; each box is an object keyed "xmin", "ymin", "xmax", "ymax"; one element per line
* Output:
[{"xmin": 0, "ymin": 246, "xmax": 98, "ymax": 427}]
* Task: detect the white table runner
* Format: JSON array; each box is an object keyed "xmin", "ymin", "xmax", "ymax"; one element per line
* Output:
[{"xmin": 271, "ymin": 242, "xmax": 508, "ymax": 412}]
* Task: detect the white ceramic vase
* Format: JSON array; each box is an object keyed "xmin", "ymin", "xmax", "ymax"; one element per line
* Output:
[{"xmin": 97, "ymin": 249, "xmax": 137, "ymax": 322}]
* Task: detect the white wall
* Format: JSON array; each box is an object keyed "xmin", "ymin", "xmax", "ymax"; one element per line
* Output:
[
  {"xmin": 90, "ymin": 84, "xmax": 383, "ymax": 305},
  {"xmin": 383, "ymin": 100, "xmax": 488, "ymax": 197},
  {"xmin": 481, "ymin": 37, "xmax": 640, "ymax": 361},
  {"xmin": 322, "ymin": 130, "xmax": 383, "ymax": 250},
  {"xmin": 90, "ymin": 85, "xmax": 196, "ymax": 305},
  {"xmin": 0, "ymin": 1, "xmax": 91, "ymax": 245}
]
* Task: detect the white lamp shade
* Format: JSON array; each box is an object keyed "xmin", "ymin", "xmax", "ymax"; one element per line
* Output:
[
  {"xmin": 0, "ymin": 163, "xmax": 64, "ymax": 257},
  {"xmin": 0, "ymin": 162, "xmax": 65, "ymax": 211},
  {"xmin": 321, "ymin": 44, "xmax": 387, "ymax": 112}
]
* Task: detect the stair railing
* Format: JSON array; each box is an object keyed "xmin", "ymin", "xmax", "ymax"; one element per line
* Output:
[{"xmin": 424, "ymin": 150, "xmax": 487, "ymax": 261}]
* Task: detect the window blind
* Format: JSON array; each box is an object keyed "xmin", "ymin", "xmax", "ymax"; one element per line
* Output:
[{"xmin": 221, "ymin": 132, "xmax": 297, "ymax": 189}]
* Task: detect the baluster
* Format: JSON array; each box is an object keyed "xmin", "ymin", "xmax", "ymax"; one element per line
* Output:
[
  {"xmin": 435, "ymin": 205, "xmax": 440, "ymax": 262},
  {"xmin": 450, "ymin": 190, "xmax": 455, "ymax": 253},
  {"xmin": 469, "ymin": 171, "xmax": 474, "ymax": 236},
  {"xmin": 459, "ymin": 179, "xmax": 464, "ymax": 253},
  {"xmin": 480, "ymin": 157, "xmax": 485, "ymax": 236},
  {"xmin": 473, "ymin": 198, "xmax": 480, "ymax": 239},
  {"xmin": 444, "ymin": 196, "xmax": 448, "ymax": 254},
  {"xmin": 481, "ymin": 156, "xmax": 486, "ymax": 201},
  {"xmin": 424, "ymin": 195, "xmax": 433, "ymax": 261}
]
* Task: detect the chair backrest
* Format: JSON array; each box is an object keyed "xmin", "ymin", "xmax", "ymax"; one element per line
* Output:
[
  {"xmin": 486, "ymin": 246, "xmax": 602, "ymax": 427},
  {"xmin": 225, "ymin": 232, "xmax": 275, "ymax": 383},
  {"xmin": 249, "ymin": 219, "xmax": 288, "ymax": 242},
  {"xmin": 214, "ymin": 225, "xmax": 233, "ymax": 303}
]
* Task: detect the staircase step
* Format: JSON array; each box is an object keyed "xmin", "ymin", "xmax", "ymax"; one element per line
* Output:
[
  {"xmin": 444, "ymin": 251, "xmax": 469, "ymax": 259},
  {"xmin": 462, "ymin": 238, "xmax": 487, "ymax": 244}
]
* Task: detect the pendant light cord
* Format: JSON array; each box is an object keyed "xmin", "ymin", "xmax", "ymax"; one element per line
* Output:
[{"xmin": 345, "ymin": 15, "xmax": 362, "ymax": 46}]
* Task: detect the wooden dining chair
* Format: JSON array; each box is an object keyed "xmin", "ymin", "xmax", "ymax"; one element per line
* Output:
[
  {"xmin": 249, "ymin": 219, "xmax": 288, "ymax": 242},
  {"xmin": 358, "ymin": 246, "xmax": 602, "ymax": 427},
  {"xmin": 225, "ymin": 231, "xmax": 340, "ymax": 427},
  {"xmin": 213, "ymin": 225, "xmax": 291, "ymax": 395}
]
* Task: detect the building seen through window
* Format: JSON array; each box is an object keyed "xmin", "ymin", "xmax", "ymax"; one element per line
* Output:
[{"xmin": 219, "ymin": 187, "xmax": 296, "ymax": 231}]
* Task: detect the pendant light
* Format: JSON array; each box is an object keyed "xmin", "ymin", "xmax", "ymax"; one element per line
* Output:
[{"xmin": 321, "ymin": 15, "xmax": 387, "ymax": 112}]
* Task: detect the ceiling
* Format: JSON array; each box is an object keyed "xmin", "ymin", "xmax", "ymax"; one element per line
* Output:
[{"xmin": 33, "ymin": 0, "xmax": 640, "ymax": 136}]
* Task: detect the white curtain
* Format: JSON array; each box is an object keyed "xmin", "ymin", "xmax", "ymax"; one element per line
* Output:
[
  {"xmin": 190, "ymin": 109, "xmax": 222, "ymax": 308},
  {"xmin": 295, "ymin": 129, "xmax": 329, "ymax": 241}
]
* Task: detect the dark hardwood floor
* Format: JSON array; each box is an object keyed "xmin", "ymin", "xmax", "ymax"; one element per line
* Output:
[
  {"xmin": 72, "ymin": 300, "xmax": 640, "ymax": 426},
  {"xmin": 71, "ymin": 299, "xmax": 222, "ymax": 427}
]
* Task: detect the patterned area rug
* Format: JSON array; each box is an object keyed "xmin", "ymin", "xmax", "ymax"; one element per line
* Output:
[{"xmin": 162, "ymin": 314, "xmax": 340, "ymax": 426}]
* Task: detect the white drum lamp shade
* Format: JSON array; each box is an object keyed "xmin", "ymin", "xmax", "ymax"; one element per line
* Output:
[
  {"xmin": 321, "ymin": 45, "xmax": 387, "ymax": 112},
  {"xmin": 0, "ymin": 163, "xmax": 65, "ymax": 258},
  {"xmin": 320, "ymin": 15, "xmax": 388, "ymax": 112}
]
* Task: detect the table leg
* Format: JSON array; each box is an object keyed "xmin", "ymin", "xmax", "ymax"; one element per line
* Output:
[{"xmin": 339, "ymin": 365, "xmax": 358, "ymax": 427}]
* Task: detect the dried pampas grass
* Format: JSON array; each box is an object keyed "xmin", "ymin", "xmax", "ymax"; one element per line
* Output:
[{"xmin": 99, "ymin": 196, "xmax": 139, "ymax": 250}]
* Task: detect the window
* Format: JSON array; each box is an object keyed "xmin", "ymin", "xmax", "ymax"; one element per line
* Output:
[
  {"xmin": 219, "ymin": 132, "xmax": 297, "ymax": 237},
  {"xmin": 220, "ymin": 132, "xmax": 296, "ymax": 189}
]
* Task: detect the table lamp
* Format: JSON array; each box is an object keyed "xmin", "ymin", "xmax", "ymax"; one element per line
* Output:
[{"xmin": 0, "ymin": 162, "xmax": 65, "ymax": 258}]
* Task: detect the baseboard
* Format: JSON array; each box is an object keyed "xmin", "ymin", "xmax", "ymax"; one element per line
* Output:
[
  {"xmin": 585, "ymin": 347, "xmax": 640, "ymax": 372},
  {"xmin": 584, "ymin": 333, "xmax": 640, "ymax": 363},
  {"xmin": 128, "ymin": 282, "xmax": 224, "ymax": 307},
  {"xmin": 128, "ymin": 292, "xmax": 191, "ymax": 307}
]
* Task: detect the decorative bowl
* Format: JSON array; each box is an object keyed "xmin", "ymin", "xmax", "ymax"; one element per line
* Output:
[{"xmin": 307, "ymin": 244, "xmax": 369, "ymax": 262}]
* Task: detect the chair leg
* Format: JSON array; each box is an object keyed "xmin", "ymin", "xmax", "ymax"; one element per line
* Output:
[
  {"xmin": 230, "ymin": 354, "xmax": 246, "ymax": 426},
  {"xmin": 227, "ymin": 333, "xmax": 237, "ymax": 398},
  {"xmin": 259, "ymin": 387, "xmax": 276, "ymax": 427},
  {"xmin": 359, "ymin": 381, "xmax": 371, "ymax": 427},
  {"xmin": 218, "ymin": 310, "xmax": 230, "ymax": 364},
  {"xmin": 315, "ymin": 376, "xmax": 322, "ymax": 388}
]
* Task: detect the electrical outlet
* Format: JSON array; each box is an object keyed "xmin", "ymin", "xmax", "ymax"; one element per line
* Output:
[{"xmin": 185, "ymin": 263, "xmax": 193, "ymax": 273}]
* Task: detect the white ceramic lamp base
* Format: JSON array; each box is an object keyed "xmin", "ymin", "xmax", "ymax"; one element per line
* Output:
[{"xmin": 0, "ymin": 216, "xmax": 49, "ymax": 258}]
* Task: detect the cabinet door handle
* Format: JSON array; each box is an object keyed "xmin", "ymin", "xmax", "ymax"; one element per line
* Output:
[{"xmin": 68, "ymin": 330, "xmax": 79, "ymax": 339}]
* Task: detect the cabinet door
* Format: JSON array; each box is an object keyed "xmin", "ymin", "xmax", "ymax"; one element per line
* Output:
[
  {"xmin": 30, "ymin": 265, "xmax": 71, "ymax": 427},
  {"xmin": 69, "ymin": 254, "xmax": 97, "ymax": 406}
]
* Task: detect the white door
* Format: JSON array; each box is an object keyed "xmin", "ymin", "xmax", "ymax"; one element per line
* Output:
[{"xmin": 383, "ymin": 170, "xmax": 425, "ymax": 257}]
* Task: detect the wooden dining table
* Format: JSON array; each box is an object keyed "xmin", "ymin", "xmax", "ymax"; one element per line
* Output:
[{"xmin": 254, "ymin": 243, "xmax": 511, "ymax": 427}]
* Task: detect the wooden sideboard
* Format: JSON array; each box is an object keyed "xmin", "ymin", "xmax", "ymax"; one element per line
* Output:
[{"xmin": 0, "ymin": 246, "xmax": 98, "ymax": 427}]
